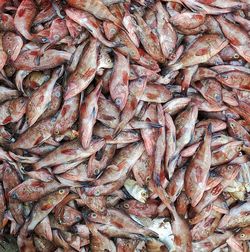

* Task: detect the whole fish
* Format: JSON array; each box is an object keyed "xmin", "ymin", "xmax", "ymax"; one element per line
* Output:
[
  {"xmin": 27, "ymin": 188, "xmax": 69, "ymax": 231},
  {"xmin": 168, "ymin": 34, "xmax": 228, "ymax": 71},
  {"xmin": 67, "ymin": 0, "xmax": 120, "ymax": 25},
  {"xmin": 79, "ymin": 82, "xmax": 102, "ymax": 149},
  {"xmin": 109, "ymin": 51, "xmax": 129, "ymax": 111},
  {"xmin": 27, "ymin": 66, "xmax": 64, "ymax": 126},
  {"xmin": 14, "ymin": 0, "xmax": 37, "ymax": 40},
  {"xmin": 33, "ymin": 139, "xmax": 105, "ymax": 169},
  {"xmin": 11, "ymin": 116, "xmax": 57, "ymax": 149},
  {"xmin": 184, "ymin": 125, "xmax": 212, "ymax": 207},
  {"xmin": 65, "ymin": 38, "xmax": 99, "ymax": 100}
]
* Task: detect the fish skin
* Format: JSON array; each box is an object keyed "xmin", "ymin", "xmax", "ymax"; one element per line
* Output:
[
  {"xmin": 168, "ymin": 34, "xmax": 228, "ymax": 71},
  {"xmin": 216, "ymin": 15, "xmax": 250, "ymax": 63},
  {"xmin": 14, "ymin": 49, "xmax": 72, "ymax": 71},
  {"xmin": 65, "ymin": 8, "xmax": 118, "ymax": 48},
  {"xmin": 1, "ymin": 0, "xmax": 250, "ymax": 250},
  {"xmin": 184, "ymin": 125, "xmax": 212, "ymax": 207},
  {"xmin": 103, "ymin": 21, "xmax": 141, "ymax": 61},
  {"xmin": 211, "ymin": 141, "xmax": 242, "ymax": 166},
  {"xmin": 114, "ymin": 76, "xmax": 147, "ymax": 135},
  {"xmin": 14, "ymin": 0, "xmax": 37, "ymax": 41},
  {"xmin": 168, "ymin": 104, "xmax": 198, "ymax": 178},
  {"xmin": 65, "ymin": 38, "xmax": 99, "ymax": 100},
  {"xmin": 9, "ymin": 179, "xmax": 64, "ymax": 202},
  {"xmin": 218, "ymin": 200, "xmax": 250, "ymax": 230},
  {"xmin": 79, "ymin": 81, "xmax": 102, "ymax": 149},
  {"xmin": 67, "ymin": 0, "xmax": 120, "ymax": 25},
  {"xmin": 11, "ymin": 116, "xmax": 57, "ymax": 150},
  {"xmin": 33, "ymin": 138, "xmax": 105, "ymax": 169},
  {"xmin": 0, "ymin": 97, "xmax": 27, "ymax": 125},
  {"xmin": 109, "ymin": 51, "xmax": 129, "ymax": 111},
  {"xmin": 27, "ymin": 188, "xmax": 69, "ymax": 231},
  {"xmin": 27, "ymin": 66, "xmax": 64, "ymax": 127},
  {"xmin": 54, "ymin": 94, "xmax": 80, "ymax": 136}
]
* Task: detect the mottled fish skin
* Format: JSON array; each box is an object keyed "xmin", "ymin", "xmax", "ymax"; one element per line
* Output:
[
  {"xmin": 184, "ymin": 125, "xmax": 212, "ymax": 207},
  {"xmin": 64, "ymin": 38, "xmax": 99, "ymax": 100},
  {"xmin": 109, "ymin": 51, "xmax": 129, "ymax": 111},
  {"xmin": 79, "ymin": 82, "xmax": 102, "ymax": 149},
  {"xmin": 14, "ymin": 0, "xmax": 37, "ymax": 41},
  {"xmin": 168, "ymin": 34, "xmax": 228, "ymax": 71},
  {"xmin": 33, "ymin": 139, "xmax": 105, "ymax": 170},
  {"xmin": 27, "ymin": 188, "xmax": 69, "ymax": 231}
]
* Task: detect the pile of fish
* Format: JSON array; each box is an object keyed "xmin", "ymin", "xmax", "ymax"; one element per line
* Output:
[{"xmin": 0, "ymin": 0, "xmax": 250, "ymax": 251}]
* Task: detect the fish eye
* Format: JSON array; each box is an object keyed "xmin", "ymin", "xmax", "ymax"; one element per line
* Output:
[
  {"xmin": 94, "ymin": 168, "xmax": 100, "ymax": 175},
  {"xmin": 115, "ymin": 97, "xmax": 122, "ymax": 106},
  {"xmin": 141, "ymin": 191, "xmax": 147, "ymax": 197},
  {"xmin": 7, "ymin": 49, "xmax": 11, "ymax": 54},
  {"xmin": 146, "ymin": 176, "xmax": 151, "ymax": 182},
  {"xmin": 240, "ymin": 233, "xmax": 246, "ymax": 238},
  {"xmin": 233, "ymin": 53, "xmax": 239, "ymax": 59},
  {"xmin": 227, "ymin": 165, "xmax": 233, "ymax": 170},
  {"xmin": 91, "ymin": 213, "xmax": 97, "ymax": 218},
  {"xmin": 75, "ymin": 216, "xmax": 81, "ymax": 221},
  {"xmin": 59, "ymin": 189, "xmax": 65, "ymax": 194},
  {"xmin": 51, "ymin": 117, "xmax": 57, "ymax": 122},
  {"xmin": 100, "ymin": 207, "xmax": 105, "ymax": 212},
  {"xmin": 138, "ymin": 77, "xmax": 144, "ymax": 84},
  {"xmin": 237, "ymin": 146, "xmax": 242, "ymax": 152},
  {"xmin": 54, "ymin": 129, "xmax": 60, "ymax": 135},
  {"xmin": 229, "ymin": 122, "xmax": 235, "ymax": 128},
  {"xmin": 94, "ymin": 190, "xmax": 101, "ymax": 196},
  {"xmin": 5, "ymin": 167, "xmax": 11, "ymax": 173},
  {"xmin": 110, "ymin": 28, "xmax": 116, "ymax": 34},
  {"xmin": 168, "ymin": 48, "xmax": 174, "ymax": 54},
  {"xmin": 53, "ymin": 34, "xmax": 60, "ymax": 40},
  {"xmin": 123, "ymin": 203, "xmax": 129, "ymax": 209},
  {"xmin": 55, "ymin": 91, "xmax": 61, "ymax": 98},
  {"xmin": 214, "ymin": 94, "xmax": 221, "ymax": 101},
  {"xmin": 107, "ymin": 196, "xmax": 112, "ymax": 202},
  {"xmin": 131, "ymin": 51, "xmax": 136, "ymax": 56},
  {"xmin": 41, "ymin": 37, "xmax": 49, "ymax": 43}
]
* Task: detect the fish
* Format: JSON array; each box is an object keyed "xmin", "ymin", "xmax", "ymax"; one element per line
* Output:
[
  {"xmin": 14, "ymin": 0, "xmax": 37, "ymax": 41},
  {"xmin": 67, "ymin": 0, "xmax": 120, "ymax": 25},
  {"xmin": 184, "ymin": 125, "xmax": 212, "ymax": 207},
  {"xmin": 26, "ymin": 66, "xmax": 64, "ymax": 126},
  {"xmin": 33, "ymin": 138, "xmax": 105, "ymax": 169},
  {"xmin": 124, "ymin": 178, "xmax": 149, "ymax": 203},
  {"xmin": 109, "ymin": 51, "xmax": 129, "ymax": 111},
  {"xmin": 27, "ymin": 188, "xmax": 69, "ymax": 231},
  {"xmin": 168, "ymin": 34, "xmax": 228, "ymax": 71},
  {"xmin": 64, "ymin": 38, "xmax": 99, "ymax": 100},
  {"xmin": 0, "ymin": 1, "xmax": 250, "ymax": 251},
  {"xmin": 79, "ymin": 82, "xmax": 102, "ymax": 149}
]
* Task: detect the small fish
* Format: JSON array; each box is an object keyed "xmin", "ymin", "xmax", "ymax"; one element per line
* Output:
[
  {"xmin": 27, "ymin": 66, "xmax": 64, "ymax": 126},
  {"xmin": 184, "ymin": 125, "xmax": 212, "ymax": 207},
  {"xmin": 109, "ymin": 51, "xmax": 129, "ymax": 111},
  {"xmin": 79, "ymin": 82, "xmax": 102, "ymax": 149},
  {"xmin": 124, "ymin": 178, "xmax": 149, "ymax": 203},
  {"xmin": 27, "ymin": 188, "xmax": 69, "ymax": 231},
  {"xmin": 14, "ymin": 0, "xmax": 37, "ymax": 40},
  {"xmin": 168, "ymin": 34, "xmax": 228, "ymax": 71},
  {"xmin": 64, "ymin": 38, "xmax": 99, "ymax": 100}
]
